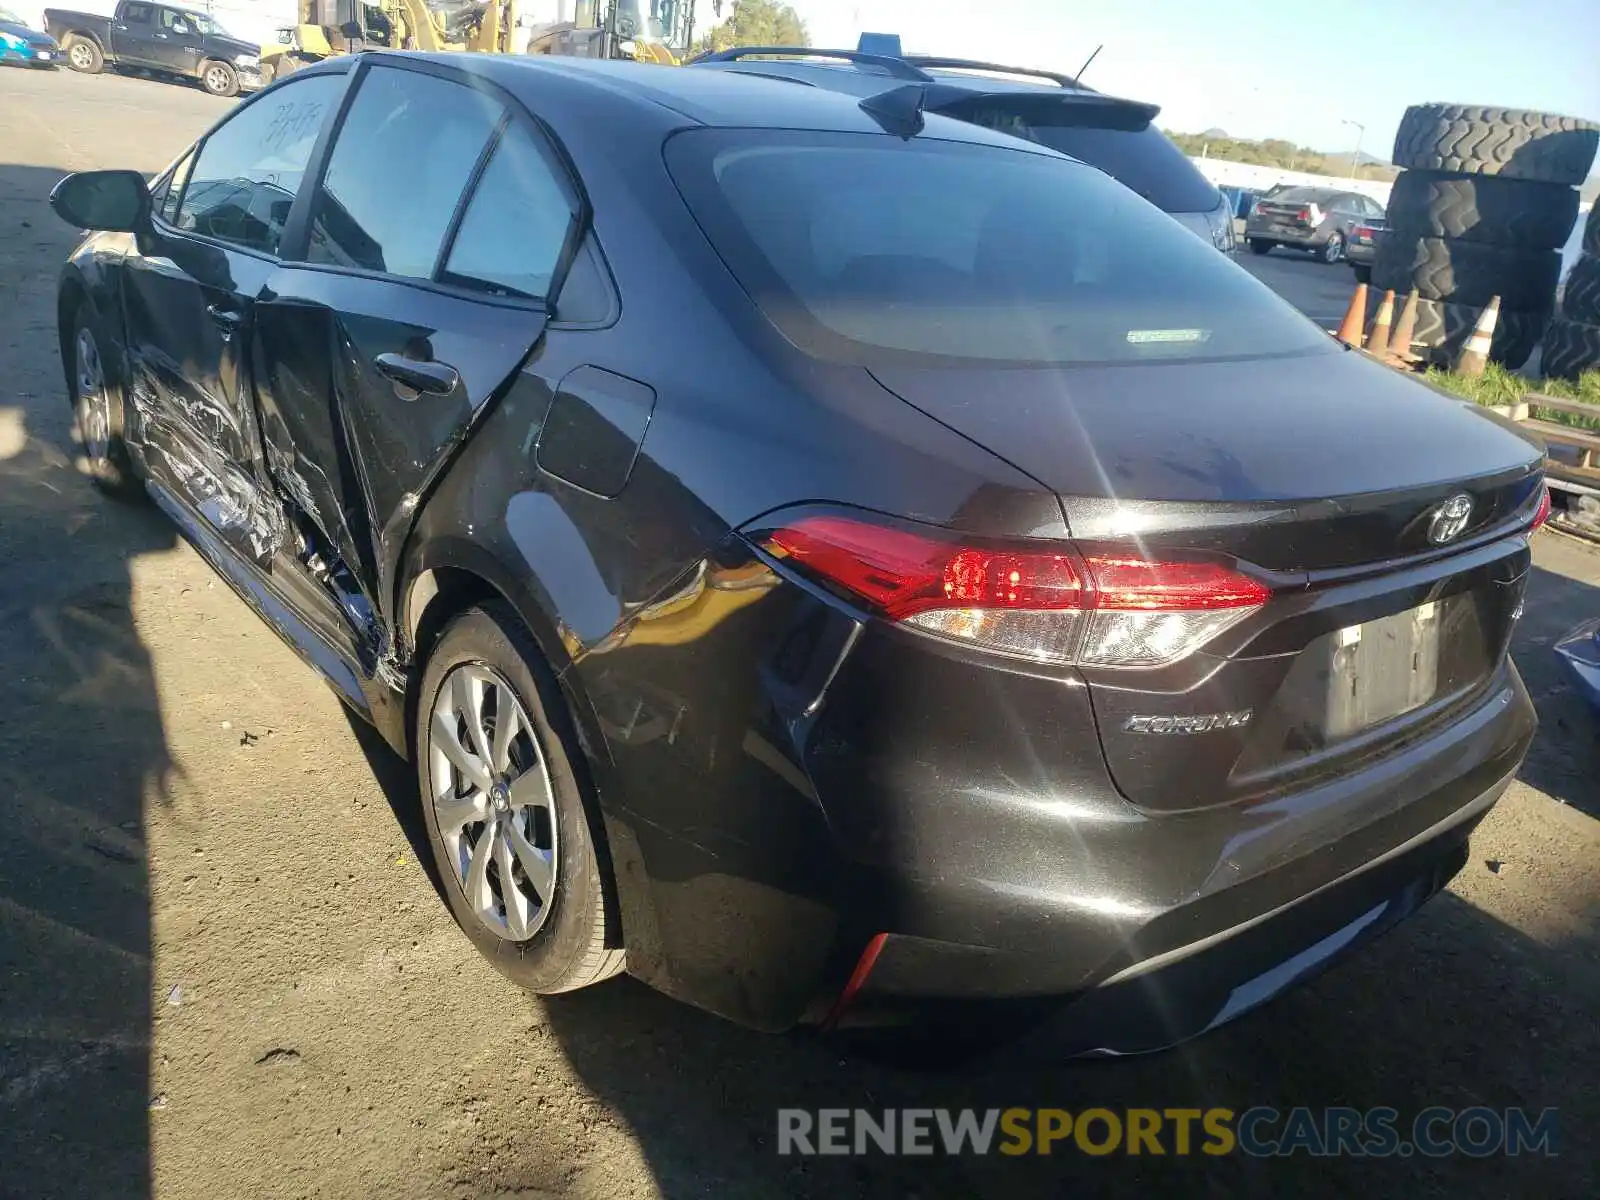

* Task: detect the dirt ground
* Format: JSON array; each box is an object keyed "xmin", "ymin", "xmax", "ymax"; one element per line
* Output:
[{"xmin": 1, "ymin": 67, "xmax": 1597, "ymax": 1200}]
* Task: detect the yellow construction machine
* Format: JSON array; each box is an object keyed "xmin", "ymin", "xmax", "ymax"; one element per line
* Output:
[
  {"xmin": 260, "ymin": 0, "xmax": 518, "ymax": 83},
  {"xmin": 525, "ymin": 0, "xmax": 693, "ymax": 66}
]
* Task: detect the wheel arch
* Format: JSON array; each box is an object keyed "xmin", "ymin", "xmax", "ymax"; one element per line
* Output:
[
  {"xmin": 397, "ymin": 538, "xmax": 615, "ymax": 784},
  {"xmin": 398, "ymin": 545, "xmax": 630, "ymax": 951}
]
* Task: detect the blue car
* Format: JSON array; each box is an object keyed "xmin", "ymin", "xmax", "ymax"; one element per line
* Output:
[
  {"xmin": 0, "ymin": 7, "xmax": 59, "ymax": 66},
  {"xmin": 1554, "ymin": 618, "xmax": 1600, "ymax": 714}
]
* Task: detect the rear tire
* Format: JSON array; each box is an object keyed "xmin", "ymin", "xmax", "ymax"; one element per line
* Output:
[
  {"xmin": 416, "ymin": 604, "xmax": 625, "ymax": 994},
  {"xmin": 1391, "ymin": 103, "xmax": 1599, "ymax": 185},
  {"xmin": 1583, "ymin": 203, "xmax": 1600, "ymax": 259},
  {"xmin": 1248, "ymin": 238, "xmax": 1274, "ymax": 255},
  {"xmin": 1352, "ymin": 264, "xmax": 1372, "ymax": 285},
  {"xmin": 64, "ymin": 35, "xmax": 103, "ymax": 74},
  {"xmin": 1320, "ymin": 233, "xmax": 1345, "ymax": 264},
  {"xmin": 199, "ymin": 59, "xmax": 237, "ymax": 97}
]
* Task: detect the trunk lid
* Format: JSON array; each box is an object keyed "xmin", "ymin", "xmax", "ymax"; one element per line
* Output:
[{"xmin": 869, "ymin": 349, "xmax": 1543, "ymax": 811}]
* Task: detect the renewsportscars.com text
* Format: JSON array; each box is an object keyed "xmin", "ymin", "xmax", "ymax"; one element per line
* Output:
[{"xmin": 777, "ymin": 1106, "xmax": 1559, "ymax": 1158}]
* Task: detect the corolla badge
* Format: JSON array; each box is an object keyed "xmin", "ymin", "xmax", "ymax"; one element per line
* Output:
[{"xmin": 1426, "ymin": 493, "xmax": 1473, "ymax": 545}]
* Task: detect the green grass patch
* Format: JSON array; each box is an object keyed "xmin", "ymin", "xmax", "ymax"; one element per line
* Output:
[{"xmin": 1424, "ymin": 364, "xmax": 1600, "ymax": 430}]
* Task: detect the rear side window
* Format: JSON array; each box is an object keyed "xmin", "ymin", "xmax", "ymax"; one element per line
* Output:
[
  {"xmin": 175, "ymin": 74, "xmax": 342, "ymax": 255},
  {"xmin": 306, "ymin": 65, "xmax": 503, "ymax": 279},
  {"xmin": 951, "ymin": 101, "xmax": 1221, "ymax": 214},
  {"xmin": 442, "ymin": 121, "xmax": 576, "ymax": 300},
  {"xmin": 667, "ymin": 129, "xmax": 1331, "ymax": 367}
]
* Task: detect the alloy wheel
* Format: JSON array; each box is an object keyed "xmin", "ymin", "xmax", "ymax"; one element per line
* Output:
[
  {"xmin": 74, "ymin": 325, "xmax": 111, "ymax": 465},
  {"xmin": 428, "ymin": 664, "xmax": 558, "ymax": 942},
  {"xmin": 1323, "ymin": 234, "xmax": 1345, "ymax": 263},
  {"xmin": 69, "ymin": 41, "xmax": 93, "ymax": 69},
  {"xmin": 204, "ymin": 65, "xmax": 231, "ymax": 94}
]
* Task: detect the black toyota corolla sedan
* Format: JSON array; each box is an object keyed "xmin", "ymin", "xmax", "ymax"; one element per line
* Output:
[{"xmin": 51, "ymin": 51, "xmax": 1548, "ymax": 1057}]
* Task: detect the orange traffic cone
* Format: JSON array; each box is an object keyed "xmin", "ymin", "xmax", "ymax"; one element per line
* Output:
[
  {"xmin": 1454, "ymin": 296, "xmax": 1500, "ymax": 377},
  {"xmin": 1369, "ymin": 289, "xmax": 1396, "ymax": 357},
  {"xmin": 1389, "ymin": 288, "xmax": 1420, "ymax": 359},
  {"xmin": 1336, "ymin": 284, "xmax": 1369, "ymax": 348}
]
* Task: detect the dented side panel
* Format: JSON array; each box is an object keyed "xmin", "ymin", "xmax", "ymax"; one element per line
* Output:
[
  {"xmin": 120, "ymin": 230, "xmax": 285, "ymax": 563},
  {"xmin": 252, "ymin": 267, "xmax": 548, "ymax": 634}
]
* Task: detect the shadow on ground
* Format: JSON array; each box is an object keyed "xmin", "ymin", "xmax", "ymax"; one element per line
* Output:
[{"xmin": 0, "ymin": 163, "xmax": 176, "ymax": 1200}]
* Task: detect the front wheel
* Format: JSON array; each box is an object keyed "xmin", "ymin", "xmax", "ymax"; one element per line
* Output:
[
  {"xmin": 1248, "ymin": 238, "xmax": 1274, "ymax": 255},
  {"xmin": 69, "ymin": 309, "xmax": 145, "ymax": 502},
  {"xmin": 199, "ymin": 59, "xmax": 238, "ymax": 97},
  {"xmin": 64, "ymin": 35, "xmax": 103, "ymax": 73},
  {"xmin": 416, "ymin": 604, "xmax": 625, "ymax": 994},
  {"xmin": 1321, "ymin": 232, "xmax": 1346, "ymax": 264}
]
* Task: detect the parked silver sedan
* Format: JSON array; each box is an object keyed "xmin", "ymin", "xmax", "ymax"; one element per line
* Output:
[{"xmin": 1246, "ymin": 185, "xmax": 1387, "ymax": 264}]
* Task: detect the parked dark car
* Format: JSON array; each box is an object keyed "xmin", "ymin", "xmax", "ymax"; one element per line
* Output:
[
  {"xmin": 0, "ymin": 6, "xmax": 60, "ymax": 65},
  {"xmin": 688, "ymin": 44, "xmax": 1238, "ymax": 253},
  {"xmin": 51, "ymin": 52, "xmax": 1549, "ymax": 1058},
  {"xmin": 1246, "ymin": 185, "xmax": 1388, "ymax": 263},
  {"xmin": 1347, "ymin": 214, "xmax": 1388, "ymax": 284},
  {"xmin": 45, "ymin": 0, "xmax": 261, "ymax": 95}
]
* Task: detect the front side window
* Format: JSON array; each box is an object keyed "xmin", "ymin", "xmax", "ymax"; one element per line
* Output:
[
  {"xmin": 306, "ymin": 65, "xmax": 503, "ymax": 279},
  {"xmin": 175, "ymin": 74, "xmax": 343, "ymax": 255},
  {"xmin": 667, "ymin": 129, "xmax": 1333, "ymax": 367},
  {"xmin": 152, "ymin": 148, "xmax": 194, "ymax": 225},
  {"xmin": 121, "ymin": 3, "xmax": 153, "ymax": 24},
  {"xmin": 441, "ymin": 121, "xmax": 576, "ymax": 301}
]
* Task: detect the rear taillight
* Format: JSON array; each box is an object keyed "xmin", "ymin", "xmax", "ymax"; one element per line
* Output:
[
  {"xmin": 1353, "ymin": 224, "xmax": 1373, "ymax": 239},
  {"xmin": 1532, "ymin": 484, "xmax": 1551, "ymax": 531},
  {"xmin": 1297, "ymin": 207, "xmax": 1311, "ymax": 222},
  {"xmin": 762, "ymin": 514, "xmax": 1270, "ymax": 668}
]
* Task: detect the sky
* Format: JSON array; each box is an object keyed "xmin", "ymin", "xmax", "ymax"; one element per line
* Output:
[{"xmin": 720, "ymin": 0, "xmax": 1600, "ymax": 163}]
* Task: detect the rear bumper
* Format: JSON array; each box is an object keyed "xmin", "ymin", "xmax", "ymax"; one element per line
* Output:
[
  {"xmin": 591, "ymin": 563, "xmax": 1535, "ymax": 1051},
  {"xmin": 815, "ymin": 649, "xmax": 1534, "ymax": 1055},
  {"xmin": 1347, "ymin": 239, "xmax": 1379, "ymax": 266},
  {"xmin": 1247, "ymin": 225, "xmax": 1325, "ymax": 246}
]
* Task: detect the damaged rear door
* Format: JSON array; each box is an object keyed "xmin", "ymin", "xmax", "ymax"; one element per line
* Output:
[
  {"xmin": 253, "ymin": 58, "xmax": 574, "ymax": 643},
  {"xmin": 120, "ymin": 69, "xmax": 346, "ymax": 562}
]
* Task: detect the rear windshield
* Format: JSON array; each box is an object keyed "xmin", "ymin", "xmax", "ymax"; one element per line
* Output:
[
  {"xmin": 1264, "ymin": 187, "xmax": 1342, "ymax": 205},
  {"xmin": 666, "ymin": 129, "xmax": 1333, "ymax": 368},
  {"xmin": 950, "ymin": 103, "xmax": 1223, "ymax": 214}
]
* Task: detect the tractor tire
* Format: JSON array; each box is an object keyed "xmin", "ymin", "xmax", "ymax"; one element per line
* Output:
[
  {"xmin": 1583, "ymin": 202, "xmax": 1600, "ymax": 259},
  {"xmin": 1402, "ymin": 296, "xmax": 1548, "ymax": 370},
  {"xmin": 1559, "ymin": 254, "xmax": 1600, "ymax": 325},
  {"xmin": 1541, "ymin": 317, "xmax": 1600, "ymax": 381},
  {"xmin": 1391, "ymin": 104, "xmax": 1600, "ymax": 186},
  {"xmin": 1373, "ymin": 232, "xmax": 1561, "ymax": 312},
  {"xmin": 1384, "ymin": 169, "xmax": 1579, "ymax": 250}
]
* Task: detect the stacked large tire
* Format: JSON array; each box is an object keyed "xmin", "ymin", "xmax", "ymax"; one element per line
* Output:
[
  {"xmin": 1373, "ymin": 104, "xmax": 1598, "ymax": 369},
  {"xmin": 1543, "ymin": 204, "xmax": 1600, "ymax": 380}
]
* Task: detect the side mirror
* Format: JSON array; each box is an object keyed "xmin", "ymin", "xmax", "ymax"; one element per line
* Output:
[{"xmin": 49, "ymin": 170, "xmax": 151, "ymax": 233}]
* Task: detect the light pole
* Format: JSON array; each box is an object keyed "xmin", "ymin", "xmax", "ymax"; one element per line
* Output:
[{"xmin": 1341, "ymin": 119, "xmax": 1366, "ymax": 180}]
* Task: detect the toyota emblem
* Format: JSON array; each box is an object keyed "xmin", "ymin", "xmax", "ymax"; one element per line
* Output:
[{"xmin": 1426, "ymin": 493, "xmax": 1473, "ymax": 545}]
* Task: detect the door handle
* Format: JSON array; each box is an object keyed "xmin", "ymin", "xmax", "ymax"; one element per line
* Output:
[
  {"xmin": 374, "ymin": 353, "xmax": 459, "ymax": 397},
  {"xmin": 207, "ymin": 304, "xmax": 243, "ymax": 339}
]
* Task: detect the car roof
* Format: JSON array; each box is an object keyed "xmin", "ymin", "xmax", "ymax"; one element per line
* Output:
[{"xmin": 420, "ymin": 53, "xmax": 1086, "ymax": 155}]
